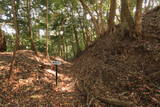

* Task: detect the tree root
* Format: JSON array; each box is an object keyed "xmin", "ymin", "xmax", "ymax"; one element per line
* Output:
[
  {"xmin": 149, "ymin": 71, "xmax": 160, "ymax": 80},
  {"xmin": 96, "ymin": 96, "xmax": 139, "ymax": 107}
]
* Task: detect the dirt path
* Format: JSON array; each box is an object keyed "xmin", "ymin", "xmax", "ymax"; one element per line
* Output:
[
  {"xmin": 42, "ymin": 63, "xmax": 79, "ymax": 106},
  {"xmin": 0, "ymin": 51, "xmax": 80, "ymax": 107}
]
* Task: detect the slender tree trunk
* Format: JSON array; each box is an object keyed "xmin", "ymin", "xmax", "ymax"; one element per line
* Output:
[
  {"xmin": 0, "ymin": 28, "xmax": 6, "ymax": 52},
  {"xmin": 80, "ymin": 20, "xmax": 88, "ymax": 48},
  {"xmin": 79, "ymin": 0, "xmax": 107, "ymax": 36},
  {"xmin": 9, "ymin": 0, "xmax": 19, "ymax": 78},
  {"xmin": 60, "ymin": 33, "xmax": 65, "ymax": 59},
  {"xmin": 27, "ymin": 0, "xmax": 38, "ymax": 56},
  {"xmin": 73, "ymin": 26, "xmax": 81, "ymax": 55},
  {"xmin": 135, "ymin": 0, "xmax": 143, "ymax": 35},
  {"xmin": 62, "ymin": 39, "xmax": 65, "ymax": 59},
  {"xmin": 77, "ymin": 9, "xmax": 88, "ymax": 48},
  {"xmin": 70, "ymin": 8, "xmax": 81, "ymax": 55},
  {"xmin": 84, "ymin": 11, "xmax": 91, "ymax": 46},
  {"xmin": 56, "ymin": 32, "xmax": 61, "ymax": 57},
  {"xmin": 121, "ymin": 0, "xmax": 134, "ymax": 31},
  {"xmin": 59, "ymin": 44, "xmax": 62, "ymax": 57},
  {"xmin": 64, "ymin": 43, "xmax": 67, "ymax": 60},
  {"xmin": 14, "ymin": 0, "xmax": 21, "ymax": 49},
  {"xmin": 108, "ymin": 0, "xmax": 117, "ymax": 32},
  {"xmin": 71, "ymin": 36, "xmax": 76, "ymax": 57},
  {"xmin": 45, "ymin": 0, "xmax": 49, "ymax": 58}
]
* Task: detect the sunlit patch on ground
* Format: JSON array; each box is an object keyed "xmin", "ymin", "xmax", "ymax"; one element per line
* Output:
[
  {"xmin": 30, "ymin": 94, "xmax": 43, "ymax": 99},
  {"xmin": 45, "ymin": 69, "xmax": 75, "ymax": 93},
  {"xmin": 54, "ymin": 81, "xmax": 75, "ymax": 92},
  {"xmin": 45, "ymin": 69, "xmax": 72, "ymax": 80},
  {"xmin": 0, "ymin": 65, "xmax": 9, "ymax": 71}
]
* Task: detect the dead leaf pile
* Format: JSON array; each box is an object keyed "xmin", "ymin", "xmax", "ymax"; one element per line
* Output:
[
  {"xmin": 72, "ymin": 22, "xmax": 160, "ymax": 106},
  {"xmin": 142, "ymin": 6, "xmax": 160, "ymax": 37},
  {"xmin": 0, "ymin": 50, "xmax": 80, "ymax": 106}
]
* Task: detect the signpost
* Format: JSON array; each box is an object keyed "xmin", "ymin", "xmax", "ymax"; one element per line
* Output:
[{"xmin": 52, "ymin": 60, "xmax": 62, "ymax": 86}]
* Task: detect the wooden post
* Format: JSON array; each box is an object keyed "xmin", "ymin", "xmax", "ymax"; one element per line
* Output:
[
  {"xmin": 52, "ymin": 60, "xmax": 62, "ymax": 86},
  {"xmin": 55, "ymin": 65, "xmax": 58, "ymax": 86}
]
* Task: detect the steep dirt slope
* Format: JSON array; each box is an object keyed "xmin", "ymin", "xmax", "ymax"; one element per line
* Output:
[
  {"xmin": 72, "ymin": 27, "xmax": 160, "ymax": 106},
  {"xmin": 142, "ymin": 6, "xmax": 160, "ymax": 37}
]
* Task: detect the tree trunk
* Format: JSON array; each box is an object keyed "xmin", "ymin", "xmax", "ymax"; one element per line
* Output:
[
  {"xmin": 79, "ymin": 0, "xmax": 107, "ymax": 36},
  {"xmin": 71, "ymin": 35, "xmax": 76, "ymax": 57},
  {"xmin": 64, "ymin": 43, "xmax": 67, "ymax": 60},
  {"xmin": 135, "ymin": 0, "xmax": 143, "ymax": 35},
  {"xmin": 45, "ymin": 0, "xmax": 49, "ymax": 58},
  {"xmin": 121, "ymin": 0, "xmax": 134, "ymax": 31},
  {"xmin": 108, "ymin": 0, "xmax": 117, "ymax": 32},
  {"xmin": 9, "ymin": 0, "xmax": 19, "ymax": 78},
  {"xmin": 77, "ymin": 8, "xmax": 88, "ymax": 48},
  {"xmin": 73, "ymin": 26, "xmax": 81, "ymax": 55},
  {"xmin": 16, "ymin": 0, "xmax": 21, "ymax": 49},
  {"xmin": 84, "ymin": 11, "xmax": 91, "ymax": 46},
  {"xmin": 0, "ymin": 28, "xmax": 6, "ymax": 52},
  {"xmin": 27, "ymin": 0, "xmax": 38, "ymax": 56}
]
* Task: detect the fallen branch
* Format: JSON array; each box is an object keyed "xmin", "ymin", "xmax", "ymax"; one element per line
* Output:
[
  {"xmin": 96, "ymin": 96, "xmax": 139, "ymax": 107},
  {"xmin": 144, "ymin": 33, "xmax": 160, "ymax": 40}
]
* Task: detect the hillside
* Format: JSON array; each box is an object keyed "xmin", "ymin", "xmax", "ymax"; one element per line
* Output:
[
  {"xmin": 72, "ymin": 27, "xmax": 160, "ymax": 106},
  {"xmin": 142, "ymin": 6, "xmax": 160, "ymax": 37}
]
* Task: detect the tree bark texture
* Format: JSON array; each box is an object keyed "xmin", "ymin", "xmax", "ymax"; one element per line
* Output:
[
  {"xmin": 9, "ymin": 0, "xmax": 20, "ymax": 77},
  {"xmin": 0, "ymin": 29, "xmax": 6, "ymax": 52},
  {"xmin": 108, "ymin": 0, "xmax": 117, "ymax": 32},
  {"xmin": 135, "ymin": 0, "xmax": 143, "ymax": 35},
  {"xmin": 27, "ymin": 0, "xmax": 38, "ymax": 56},
  {"xmin": 121, "ymin": 0, "xmax": 134, "ymax": 31},
  {"xmin": 45, "ymin": 0, "xmax": 49, "ymax": 58}
]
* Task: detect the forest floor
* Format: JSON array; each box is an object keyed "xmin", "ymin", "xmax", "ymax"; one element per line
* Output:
[
  {"xmin": 0, "ymin": 36, "xmax": 160, "ymax": 107},
  {"xmin": 0, "ymin": 50, "xmax": 81, "ymax": 106}
]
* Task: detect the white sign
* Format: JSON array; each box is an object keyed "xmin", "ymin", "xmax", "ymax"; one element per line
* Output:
[{"xmin": 52, "ymin": 61, "xmax": 62, "ymax": 65}]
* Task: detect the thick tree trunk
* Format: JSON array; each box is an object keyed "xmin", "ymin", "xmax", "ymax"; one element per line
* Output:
[
  {"xmin": 135, "ymin": 0, "xmax": 143, "ymax": 35},
  {"xmin": 108, "ymin": 0, "xmax": 117, "ymax": 32},
  {"xmin": 0, "ymin": 29, "xmax": 6, "ymax": 52},
  {"xmin": 27, "ymin": 0, "xmax": 38, "ymax": 56},
  {"xmin": 121, "ymin": 0, "xmax": 134, "ymax": 31},
  {"xmin": 45, "ymin": 0, "xmax": 49, "ymax": 58}
]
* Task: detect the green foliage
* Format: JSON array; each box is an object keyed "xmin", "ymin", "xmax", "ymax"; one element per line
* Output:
[
  {"xmin": 36, "ymin": 38, "xmax": 46, "ymax": 52},
  {"xmin": 5, "ymin": 35, "xmax": 14, "ymax": 51},
  {"xmin": 1, "ymin": 0, "xmax": 159, "ymax": 60}
]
